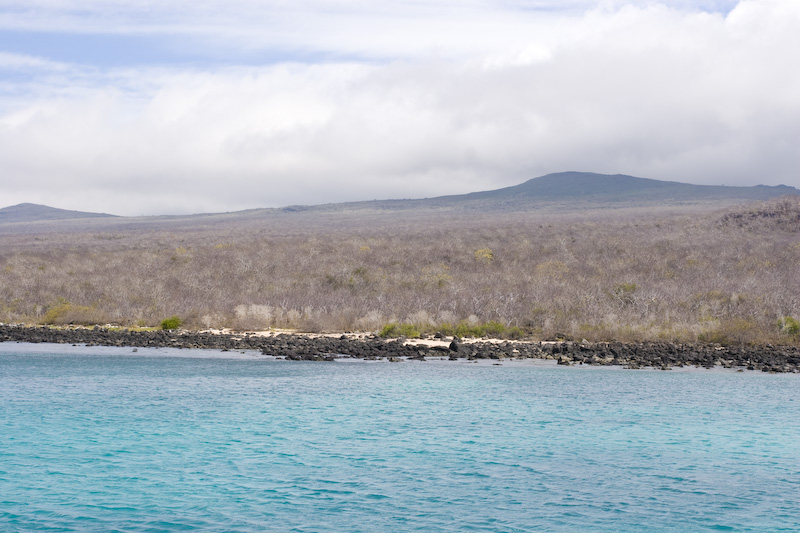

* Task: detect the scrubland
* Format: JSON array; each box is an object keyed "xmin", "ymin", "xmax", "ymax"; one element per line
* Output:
[{"xmin": 1, "ymin": 197, "xmax": 799, "ymax": 345}]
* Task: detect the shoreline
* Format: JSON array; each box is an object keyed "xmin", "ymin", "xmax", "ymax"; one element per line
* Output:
[{"xmin": 1, "ymin": 323, "xmax": 798, "ymax": 372}]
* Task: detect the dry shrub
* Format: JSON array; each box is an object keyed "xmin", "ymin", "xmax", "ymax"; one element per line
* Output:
[
  {"xmin": 355, "ymin": 310, "xmax": 386, "ymax": 331},
  {"xmin": 42, "ymin": 302, "xmax": 107, "ymax": 326},
  {"xmin": 297, "ymin": 317, "xmax": 324, "ymax": 333},
  {"xmin": 698, "ymin": 318, "xmax": 766, "ymax": 346},
  {"xmin": 719, "ymin": 195, "xmax": 800, "ymax": 231},
  {"xmin": 406, "ymin": 310, "xmax": 435, "ymax": 327},
  {"xmin": 231, "ymin": 304, "xmax": 273, "ymax": 331},
  {"xmin": 3, "ymin": 199, "xmax": 799, "ymax": 343}
]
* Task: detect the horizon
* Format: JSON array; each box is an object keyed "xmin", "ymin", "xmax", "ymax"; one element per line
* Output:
[
  {"xmin": 2, "ymin": 1, "xmax": 799, "ymax": 216},
  {"xmin": 2, "ymin": 170, "xmax": 798, "ymax": 218}
]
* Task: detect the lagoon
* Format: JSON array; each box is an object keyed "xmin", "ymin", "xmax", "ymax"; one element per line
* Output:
[{"xmin": 1, "ymin": 343, "xmax": 798, "ymax": 531}]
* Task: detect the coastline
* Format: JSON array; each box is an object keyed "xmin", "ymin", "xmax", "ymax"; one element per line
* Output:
[{"xmin": 1, "ymin": 323, "xmax": 798, "ymax": 372}]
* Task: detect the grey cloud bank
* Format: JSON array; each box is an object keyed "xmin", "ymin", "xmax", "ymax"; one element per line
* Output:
[{"xmin": 0, "ymin": 0, "xmax": 798, "ymax": 216}]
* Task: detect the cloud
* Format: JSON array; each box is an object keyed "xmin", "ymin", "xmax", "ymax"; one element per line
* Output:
[
  {"xmin": 0, "ymin": 51, "xmax": 69, "ymax": 71},
  {"xmin": 0, "ymin": 0, "xmax": 798, "ymax": 215},
  {"xmin": 0, "ymin": 1, "xmax": 740, "ymax": 61}
]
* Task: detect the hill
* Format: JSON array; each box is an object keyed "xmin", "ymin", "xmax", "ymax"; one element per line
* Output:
[
  {"xmin": 1, "ymin": 172, "xmax": 797, "ymax": 231},
  {"xmin": 456, "ymin": 171, "xmax": 797, "ymax": 203},
  {"xmin": 260, "ymin": 172, "xmax": 794, "ymax": 216},
  {"xmin": 0, "ymin": 203, "xmax": 117, "ymax": 223},
  {"xmin": 1, "ymin": 183, "xmax": 799, "ymax": 346}
]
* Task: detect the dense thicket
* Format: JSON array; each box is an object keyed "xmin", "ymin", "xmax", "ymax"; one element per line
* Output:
[{"xmin": 1, "ymin": 197, "xmax": 799, "ymax": 345}]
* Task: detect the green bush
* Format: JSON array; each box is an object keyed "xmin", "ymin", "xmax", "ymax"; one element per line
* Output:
[
  {"xmin": 481, "ymin": 320, "xmax": 507, "ymax": 337},
  {"xmin": 160, "ymin": 316, "xmax": 182, "ymax": 330},
  {"xmin": 454, "ymin": 322, "xmax": 477, "ymax": 338},
  {"xmin": 378, "ymin": 323, "xmax": 420, "ymax": 338},
  {"xmin": 378, "ymin": 323, "xmax": 397, "ymax": 337},
  {"xmin": 778, "ymin": 316, "xmax": 800, "ymax": 336}
]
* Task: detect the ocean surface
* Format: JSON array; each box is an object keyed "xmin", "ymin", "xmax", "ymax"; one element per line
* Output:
[{"xmin": 1, "ymin": 343, "xmax": 798, "ymax": 532}]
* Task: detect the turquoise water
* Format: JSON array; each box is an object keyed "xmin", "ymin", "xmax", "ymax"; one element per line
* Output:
[{"xmin": 1, "ymin": 344, "xmax": 798, "ymax": 532}]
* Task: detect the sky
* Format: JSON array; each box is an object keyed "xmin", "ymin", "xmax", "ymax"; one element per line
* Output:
[{"xmin": 0, "ymin": 0, "xmax": 798, "ymax": 216}]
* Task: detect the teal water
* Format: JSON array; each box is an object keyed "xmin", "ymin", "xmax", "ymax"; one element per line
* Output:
[{"xmin": 1, "ymin": 343, "xmax": 798, "ymax": 532}]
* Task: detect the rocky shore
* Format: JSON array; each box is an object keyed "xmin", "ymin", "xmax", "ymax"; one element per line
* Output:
[{"xmin": 1, "ymin": 324, "xmax": 799, "ymax": 372}]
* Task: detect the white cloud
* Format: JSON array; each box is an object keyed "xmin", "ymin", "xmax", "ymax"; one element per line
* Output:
[
  {"xmin": 0, "ymin": 1, "xmax": 739, "ymax": 60},
  {"xmin": 0, "ymin": 51, "xmax": 70, "ymax": 71},
  {"xmin": 0, "ymin": 0, "xmax": 798, "ymax": 215}
]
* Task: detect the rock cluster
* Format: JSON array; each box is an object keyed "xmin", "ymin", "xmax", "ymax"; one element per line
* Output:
[
  {"xmin": 1, "ymin": 324, "xmax": 798, "ymax": 372},
  {"xmin": 541, "ymin": 341, "xmax": 800, "ymax": 373}
]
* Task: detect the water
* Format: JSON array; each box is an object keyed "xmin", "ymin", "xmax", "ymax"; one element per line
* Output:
[{"xmin": 1, "ymin": 343, "xmax": 798, "ymax": 531}]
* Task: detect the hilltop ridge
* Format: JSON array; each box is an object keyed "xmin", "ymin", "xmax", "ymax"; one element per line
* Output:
[
  {"xmin": 299, "ymin": 171, "xmax": 799, "ymax": 213},
  {"xmin": 0, "ymin": 203, "xmax": 118, "ymax": 223},
  {"xmin": 1, "ymin": 172, "xmax": 797, "ymax": 224},
  {"xmin": 421, "ymin": 171, "xmax": 798, "ymax": 209}
]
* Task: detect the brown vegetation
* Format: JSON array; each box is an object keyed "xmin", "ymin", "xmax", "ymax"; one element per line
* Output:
[{"xmin": 1, "ymin": 197, "xmax": 799, "ymax": 345}]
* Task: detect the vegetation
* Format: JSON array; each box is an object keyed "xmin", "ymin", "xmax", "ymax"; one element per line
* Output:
[
  {"xmin": 41, "ymin": 299, "xmax": 107, "ymax": 326},
  {"xmin": 778, "ymin": 316, "xmax": 799, "ymax": 337},
  {"xmin": 1, "ymin": 196, "xmax": 799, "ymax": 345},
  {"xmin": 379, "ymin": 323, "xmax": 422, "ymax": 338},
  {"xmin": 378, "ymin": 320, "xmax": 522, "ymax": 340},
  {"xmin": 160, "ymin": 316, "xmax": 182, "ymax": 330}
]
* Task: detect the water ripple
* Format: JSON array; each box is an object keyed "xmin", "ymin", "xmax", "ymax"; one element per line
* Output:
[{"xmin": 1, "ymin": 344, "xmax": 799, "ymax": 531}]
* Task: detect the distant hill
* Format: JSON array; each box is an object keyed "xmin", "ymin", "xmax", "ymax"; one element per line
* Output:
[
  {"xmin": 2, "ymin": 173, "xmax": 797, "ymax": 229},
  {"xmin": 0, "ymin": 203, "xmax": 117, "ymax": 223},
  {"xmin": 460, "ymin": 171, "xmax": 796, "ymax": 201},
  {"xmin": 280, "ymin": 172, "xmax": 796, "ymax": 215},
  {"xmin": 408, "ymin": 171, "xmax": 799, "ymax": 210}
]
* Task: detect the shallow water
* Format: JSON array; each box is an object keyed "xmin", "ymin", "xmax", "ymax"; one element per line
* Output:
[{"xmin": 1, "ymin": 343, "xmax": 798, "ymax": 531}]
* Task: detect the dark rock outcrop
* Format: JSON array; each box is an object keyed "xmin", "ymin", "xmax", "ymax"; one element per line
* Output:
[{"xmin": 1, "ymin": 325, "xmax": 798, "ymax": 372}]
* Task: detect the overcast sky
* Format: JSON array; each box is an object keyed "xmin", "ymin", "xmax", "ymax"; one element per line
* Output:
[{"xmin": 1, "ymin": 0, "xmax": 797, "ymax": 215}]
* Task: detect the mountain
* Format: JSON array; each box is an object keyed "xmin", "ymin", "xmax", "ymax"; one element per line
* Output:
[
  {"xmin": 0, "ymin": 203, "xmax": 117, "ymax": 223},
  {"xmin": 423, "ymin": 171, "xmax": 799, "ymax": 208},
  {"xmin": 2, "ymin": 173, "xmax": 797, "ymax": 228},
  {"xmin": 301, "ymin": 171, "xmax": 798, "ymax": 213}
]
